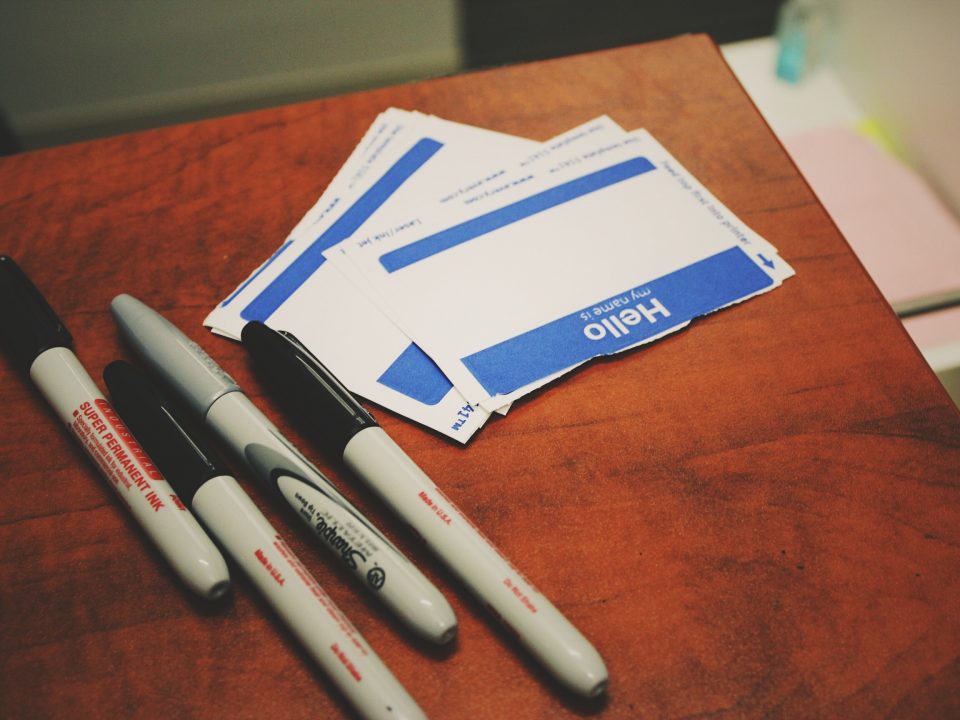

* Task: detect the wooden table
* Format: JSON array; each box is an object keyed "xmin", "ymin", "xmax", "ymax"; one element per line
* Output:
[{"xmin": 2, "ymin": 35, "xmax": 958, "ymax": 719}]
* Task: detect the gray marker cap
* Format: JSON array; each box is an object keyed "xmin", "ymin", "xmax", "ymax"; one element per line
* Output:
[{"xmin": 110, "ymin": 293, "xmax": 240, "ymax": 418}]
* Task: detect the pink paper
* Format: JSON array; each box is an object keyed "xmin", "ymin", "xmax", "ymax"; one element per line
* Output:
[{"xmin": 784, "ymin": 126, "xmax": 960, "ymax": 305}]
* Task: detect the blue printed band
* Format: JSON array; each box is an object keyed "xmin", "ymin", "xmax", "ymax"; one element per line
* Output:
[
  {"xmin": 461, "ymin": 247, "xmax": 774, "ymax": 397},
  {"xmin": 221, "ymin": 240, "xmax": 293, "ymax": 307},
  {"xmin": 378, "ymin": 156, "xmax": 656, "ymax": 273},
  {"xmin": 240, "ymin": 137, "xmax": 444, "ymax": 321},
  {"xmin": 376, "ymin": 342, "xmax": 452, "ymax": 405}
]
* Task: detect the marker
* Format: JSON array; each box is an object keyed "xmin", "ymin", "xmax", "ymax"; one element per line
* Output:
[
  {"xmin": 241, "ymin": 321, "xmax": 609, "ymax": 698},
  {"xmin": 103, "ymin": 360, "xmax": 427, "ymax": 720},
  {"xmin": 109, "ymin": 293, "xmax": 457, "ymax": 645},
  {"xmin": 0, "ymin": 256, "xmax": 230, "ymax": 600}
]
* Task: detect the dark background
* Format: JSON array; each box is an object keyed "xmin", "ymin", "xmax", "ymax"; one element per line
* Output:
[{"xmin": 0, "ymin": 0, "xmax": 786, "ymax": 156}]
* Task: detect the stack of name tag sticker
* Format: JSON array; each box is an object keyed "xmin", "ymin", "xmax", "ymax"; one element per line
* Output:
[{"xmin": 206, "ymin": 109, "xmax": 794, "ymax": 442}]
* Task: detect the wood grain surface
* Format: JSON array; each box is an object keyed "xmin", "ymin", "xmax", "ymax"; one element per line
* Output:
[{"xmin": 1, "ymin": 35, "xmax": 959, "ymax": 719}]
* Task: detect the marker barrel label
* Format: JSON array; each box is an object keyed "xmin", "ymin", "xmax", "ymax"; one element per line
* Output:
[
  {"xmin": 31, "ymin": 349, "xmax": 184, "ymax": 514},
  {"xmin": 193, "ymin": 476, "xmax": 426, "ymax": 720},
  {"xmin": 29, "ymin": 348, "xmax": 230, "ymax": 599}
]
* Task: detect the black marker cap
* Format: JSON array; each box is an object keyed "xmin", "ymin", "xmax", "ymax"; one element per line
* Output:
[
  {"xmin": 103, "ymin": 360, "xmax": 230, "ymax": 504},
  {"xmin": 0, "ymin": 255, "xmax": 73, "ymax": 372},
  {"xmin": 240, "ymin": 320, "xmax": 377, "ymax": 457}
]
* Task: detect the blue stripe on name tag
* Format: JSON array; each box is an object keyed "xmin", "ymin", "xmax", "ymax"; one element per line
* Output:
[
  {"xmin": 378, "ymin": 156, "xmax": 656, "ymax": 273},
  {"xmin": 376, "ymin": 342, "xmax": 452, "ymax": 405},
  {"xmin": 462, "ymin": 246, "xmax": 774, "ymax": 398},
  {"xmin": 221, "ymin": 239, "xmax": 293, "ymax": 307},
  {"xmin": 240, "ymin": 137, "xmax": 444, "ymax": 321}
]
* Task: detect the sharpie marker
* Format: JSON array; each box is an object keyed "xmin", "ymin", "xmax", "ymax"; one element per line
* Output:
[
  {"xmin": 103, "ymin": 360, "xmax": 427, "ymax": 720},
  {"xmin": 0, "ymin": 256, "xmax": 230, "ymax": 600},
  {"xmin": 110, "ymin": 293, "xmax": 456, "ymax": 645},
  {"xmin": 241, "ymin": 321, "xmax": 609, "ymax": 698}
]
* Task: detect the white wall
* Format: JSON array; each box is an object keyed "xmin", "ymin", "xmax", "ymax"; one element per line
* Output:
[
  {"xmin": 0, "ymin": 0, "xmax": 461, "ymax": 148},
  {"xmin": 831, "ymin": 0, "xmax": 960, "ymax": 217}
]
